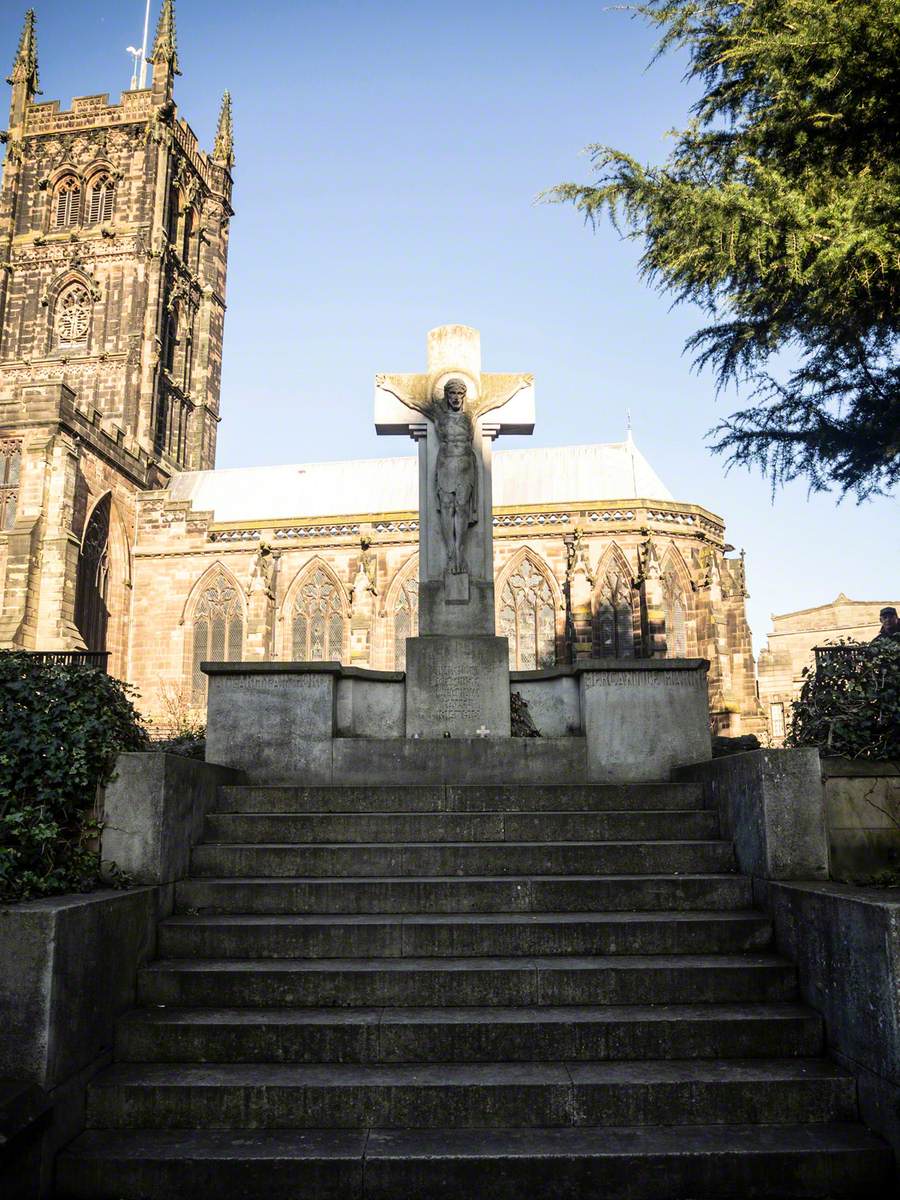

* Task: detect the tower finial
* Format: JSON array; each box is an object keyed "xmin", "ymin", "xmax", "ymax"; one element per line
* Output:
[
  {"xmin": 7, "ymin": 9, "xmax": 40, "ymax": 98},
  {"xmin": 212, "ymin": 90, "xmax": 234, "ymax": 168},
  {"xmin": 149, "ymin": 0, "xmax": 180, "ymax": 75}
]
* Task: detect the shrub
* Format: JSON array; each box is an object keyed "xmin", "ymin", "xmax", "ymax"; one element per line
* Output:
[
  {"xmin": 787, "ymin": 640, "xmax": 900, "ymax": 761},
  {"xmin": 0, "ymin": 651, "xmax": 148, "ymax": 903}
]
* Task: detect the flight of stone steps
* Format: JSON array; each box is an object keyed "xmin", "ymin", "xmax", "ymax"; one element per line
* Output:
[{"xmin": 57, "ymin": 780, "xmax": 891, "ymax": 1198}]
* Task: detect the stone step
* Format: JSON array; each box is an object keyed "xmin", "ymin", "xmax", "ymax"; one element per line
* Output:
[
  {"xmin": 136, "ymin": 954, "xmax": 798, "ymax": 1008},
  {"xmin": 175, "ymin": 873, "xmax": 752, "ymax": 915},
  {"xmin": 157, "ymin": 910, "xmax": 773, "ymax": 959},
  {"xmin": 189, "ymin": 841, "xmax": 736, "ymax": 878},
  {"xmin": 204, "ymin": 808, "xmax": 721, "ymax": 844},
  {"xmin": 84, "ymin": 1059, "xmax": 857, "ymax": 1130},
  {"xmin": 216, "ymin": 782, "xmax": 706, "ymax": 814},
  {"xmin": 57, "ymin": 1123, "xmax": 894, "ymax": 1200},
  {"xmin": 115, "ymin": 1002, "xmax": 823, "ymax": 1064}
]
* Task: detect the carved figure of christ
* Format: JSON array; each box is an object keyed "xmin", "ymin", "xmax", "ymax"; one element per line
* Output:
[
  {"xmin": 434, "ymin": 380, "xmax": 478, "ymax": 574},
  {"xmin": 374, "ymin": 325, "xmax": 535, "ymax": 632}
]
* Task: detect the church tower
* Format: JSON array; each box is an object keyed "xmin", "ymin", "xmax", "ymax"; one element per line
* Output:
[{"xmin": 0, "ymin": 4, "xmax": 233, "ymax": 669}]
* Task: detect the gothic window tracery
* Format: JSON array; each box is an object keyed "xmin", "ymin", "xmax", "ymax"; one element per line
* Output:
[
  {"xmin": 393, "ymin": 574, "xmax": 419, "ymax": 670},
  {"xmin": 55, "ymin": 283, "xmax": 92, "ymax": 347},
  {"xmin": 593, "ymin": 566, "xmax": 635, "ymax": 658},
  {"xmin": 663, "ymin": 569, "xmax": 689, "ymax": 657},
  {"xmin": 191, "ymin": 572, "xmax": 244, "ymax": 699},
  {"xmin": 52, "ymin": 175, "xmax": 81, "ymax": 229},
  {"xmin": 499, "ymin": 556, "xmax": 557, "ymax": 670},
  {"xmin": 87, "ymin": 172, "xmax": 115, "ymax": 224},
  {"xmin": 292, "ymin": 568, "xmax": 346, "ymax": 662},
  {"xmin": 74, "ymin": 494, "xmax": 111, "ymax": 652},
  {"xmin": 0, "ymin": 442, "xmax": 21, "ymax": 531}
]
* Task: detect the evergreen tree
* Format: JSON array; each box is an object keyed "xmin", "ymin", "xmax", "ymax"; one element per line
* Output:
[{"xmin": 547, "ymin": 0, "xmax": 900, "ymax": 498}]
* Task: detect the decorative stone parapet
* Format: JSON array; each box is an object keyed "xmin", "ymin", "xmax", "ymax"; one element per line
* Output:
[
  {"xmin": 205, "ymin": 657, "xmax": 710, "ymax": 783},
  {"xmin": 514, "ymin": 659, "xmax": 712, "ymax": 782}
]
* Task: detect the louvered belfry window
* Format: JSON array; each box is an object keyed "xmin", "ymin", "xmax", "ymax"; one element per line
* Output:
[
  {"xmin": 87, "ymin": 173, "xmax": 115, "ymax": 224},
  {"xmin": 499, "ymin": 557, "xmax": 556, "ymax": 670},
  {"xmin": 191, "ymin": 573, "xmax": 244, "ymax": 699},
  {"xmin": 292, "ymin": 568, "xmax": 346, "ymax": 662},
  {"xmin": 53, "ymin": 177, "xmax": 81, "ymax": 229}
]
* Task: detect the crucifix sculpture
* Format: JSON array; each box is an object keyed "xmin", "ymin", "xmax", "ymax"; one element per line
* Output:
[{"xmin": 375, "ymin": 325, "xmax": 535, "ymax": 638}]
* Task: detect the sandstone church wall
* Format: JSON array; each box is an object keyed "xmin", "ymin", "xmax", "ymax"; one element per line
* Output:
[{"xmin": 126, "ymin": 489, "xmax": 761, "ymax": 737}]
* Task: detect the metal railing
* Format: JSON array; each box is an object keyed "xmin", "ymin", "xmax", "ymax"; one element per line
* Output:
[{"xmin": 27, "ymin": 651, "xmax": 110, "ymax": 671}]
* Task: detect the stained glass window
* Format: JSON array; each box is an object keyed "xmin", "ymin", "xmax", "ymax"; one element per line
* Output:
[
  {"xmin": 499, "ymin": 557, "xmax": 556, "ymax": 670},
  {"xmin": 191, "ymin": 572, "xmax": 243, "ymax": 699},
  {"xmin": 663, "ymin": 570, "xmax": 688, "ymax": 657},
  {"xmin": 593, "ymin": 568, "xmax": 635, "ymax": 658},
  {"xmin": 292, "ymin": 567, "xmax": 346, "ymax": 662},
  {"xmin": 393, "ymin": 575, "xmax": 419, "ymax": 670}
]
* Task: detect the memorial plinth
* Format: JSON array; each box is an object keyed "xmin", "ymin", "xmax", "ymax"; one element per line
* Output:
[{"xmin": 201, "ymin": 323, "xmax": 713, "ymax": 779}]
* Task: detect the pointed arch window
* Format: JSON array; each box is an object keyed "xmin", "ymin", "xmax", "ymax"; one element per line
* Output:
[
  {"xmin": 663, "ymin": 569, "xmax": 688, "ymax": 657},
  {"xmin": 74, "ymin": 495, "xmax": 111, "ymax": 652},
  {"xmin": 499, "ymin": 557, "xmax": 557, "ymax": 670},
  {"xmin": 292, "ymin": 568, "xmax": 346, "ymax": 661},
  {"xmin": 53, "ymin": 176, "xmax": 81, "ymax": 229},
  {"xmin": 191, "ymin": 572, "xmax": 244, "ymax": 699},
  {"xmin": 393, "ymin": 575, "xmax": 419, "ymax": 670},
  {"xmin": 594, "ymin": 567, "xmax": 635, "ymax": 658},
  {"xmin": 87, "ymin": 173, "xmax": 115, "ymax": 224},
  {"xmin": 1, "ymin": 441, "xmax": 22, "ymax": 531},
  {"xmin": 55, "ymin": 283, "xmax": 92, "ymax": 347}
]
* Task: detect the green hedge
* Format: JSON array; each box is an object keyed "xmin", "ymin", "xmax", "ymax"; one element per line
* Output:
[
  {"xmin": 787, "ymin": 639, "xmax": 900, "ymax": 760},
  {"xmin": 0, "ymin": 651, "xmax": 148, "ymax": 902}
]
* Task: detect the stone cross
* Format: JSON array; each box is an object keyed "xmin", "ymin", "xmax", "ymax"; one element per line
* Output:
[{"xmin": 375, "ymin": 325, "xmax": 534, "ymax": 637}]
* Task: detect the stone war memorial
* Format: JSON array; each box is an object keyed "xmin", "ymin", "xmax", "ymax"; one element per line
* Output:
[
  {"xmin": 203, "ymin": 324, "xmax": 712, "ymax": 784},
  {"xmin": 1, "ymin": 7, "xmax": 897, "ymax": 1200}
]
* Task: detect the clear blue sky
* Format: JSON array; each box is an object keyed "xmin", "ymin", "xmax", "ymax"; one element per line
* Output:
[{"xmin": 6, "ymin": 1, "xmax": 898, "ymax": 651}]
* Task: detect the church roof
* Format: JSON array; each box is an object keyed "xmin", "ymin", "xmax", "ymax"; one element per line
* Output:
[{"xmin": 166, "ymin": 438, "xmax": 673, "ymax": 523}]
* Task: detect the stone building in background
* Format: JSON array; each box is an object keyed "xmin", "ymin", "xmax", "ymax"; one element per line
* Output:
[
  {"xmin": 757, "ymin": 594, "xmax": 900, "ymax": 744},
  {"xmin": 0, "ymin": 6, "xmax": 762, "ymax": 736}
]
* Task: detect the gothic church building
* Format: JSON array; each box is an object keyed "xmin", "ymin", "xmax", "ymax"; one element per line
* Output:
[{"xmin": 0, "ymin": 6, "xmax": 761, "ymax": 736}]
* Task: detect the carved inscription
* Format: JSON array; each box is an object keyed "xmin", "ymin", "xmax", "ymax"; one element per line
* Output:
[
  {"xmin": 431, "ymin": 661, "xmax": 478, "ymax": 719},
  {"xmin": 583, "ymin": 671, "xmax": 701, "ymax": 689}
]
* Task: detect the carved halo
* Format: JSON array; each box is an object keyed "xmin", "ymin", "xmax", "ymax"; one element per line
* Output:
[{"xmin": 430, "ymin": 370, "xmax": 479, "ymax": 406}]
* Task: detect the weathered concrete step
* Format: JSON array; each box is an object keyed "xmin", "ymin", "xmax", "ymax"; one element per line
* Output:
[
  {"xmin": 84, "ymin": 1059, "xmax": 857, "ymax": 1130},
  {"xmin": 204, "ymin": 808, "xmax": 721, "ymax": 844},
  {"xmin": 158, "ymin": 910, "xmax": 773, "ymax": 960},
  {"xmin": 115, "ymin": 1002, "xmax": 823, "ymax": 1064},
  {"xmin": 216, "ymin": 782, "xmax": 706, "ymax": 814},
  {"xmin": 56, "ymin": 1123, "xmax": 894, "ymax": 1200},
  {"xmin": 175, "ymin": 873, "xmax": 752, "ymax": 915},
  {"xmin": 137, "ymin": 954, "xmax": 797, "ymax": 1007},
  {"xmin": 190, "ymin": 841, "xmax": 736, "ymax": 878}
]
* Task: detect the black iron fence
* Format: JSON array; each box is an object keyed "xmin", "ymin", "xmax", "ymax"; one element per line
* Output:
[{"xmin": 27, "ymin": 651, "xmax": 110, "ymax": 671}]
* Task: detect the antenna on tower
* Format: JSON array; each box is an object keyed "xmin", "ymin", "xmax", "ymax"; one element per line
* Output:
[
  {"xmin": 625, "ymin": 408, "xmax": 633, "ymax": 443},
  {"xmin": 139, "ymin": 0, "xmax": 151, "ymax": 87},
  {"xmin": 126, "ymin": 0, "xmax": 152, "ymax": 89}
]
